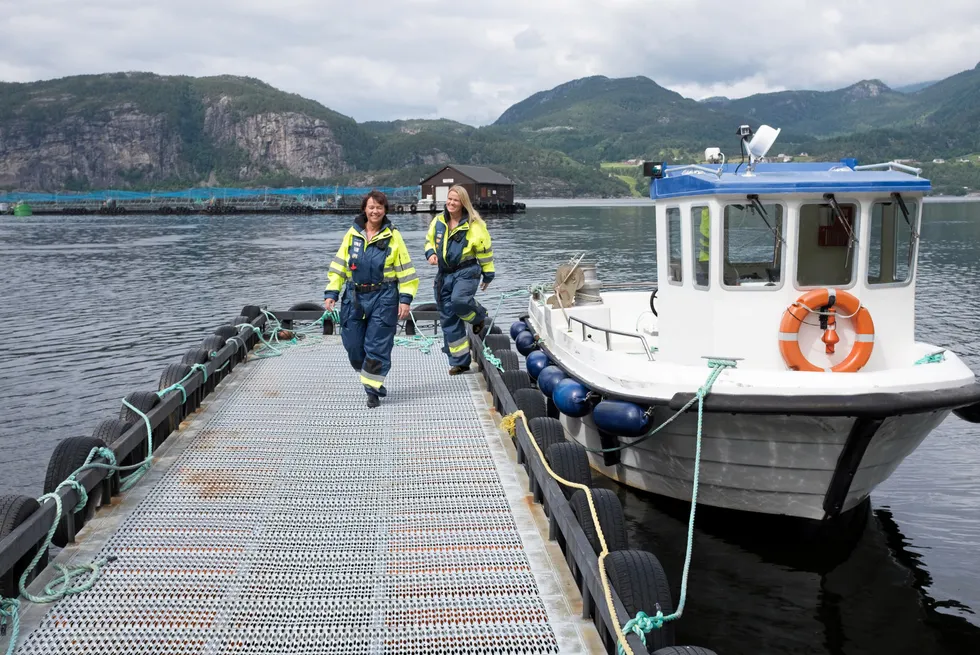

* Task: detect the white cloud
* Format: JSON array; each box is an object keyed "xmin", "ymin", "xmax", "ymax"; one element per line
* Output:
[{"xmin": 1, "ymin": 0, "xmax": 978, "ymax": 124}]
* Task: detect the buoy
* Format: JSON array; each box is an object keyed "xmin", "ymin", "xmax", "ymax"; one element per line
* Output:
[
  {"xmin": 592, "ymin": 400, "xmax": 651, "ymax": 437},
  {"xmin": 553, "ymin": 378, "xmax": 592, "ymax": 417},
  {"xmin": 536, "ymin": 365, "xmax": 568, "ymax": 397},
  {"xmin": 510, "ymin": 320, "xmax": 528, "ymax": 340},
  {"xmin": 525, "ymin": 350, "xmax": 551, "ymax": 380},
  {"xmin": 515, "ymin": 330, "xmax": 537, "ymax": 356}
]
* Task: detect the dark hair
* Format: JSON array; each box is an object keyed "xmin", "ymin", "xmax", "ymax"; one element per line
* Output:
[{"xmin": 361, "ymin": 190, "xmax": 389, "ymax": 213}]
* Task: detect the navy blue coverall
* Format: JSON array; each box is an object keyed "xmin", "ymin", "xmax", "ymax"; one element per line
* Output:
[
  {"xmin": 324, "ymin": 215, "xmax": 419, "ymax": 398},
  {"xmin": 424, "ymin": 211, "xmax": 495, "ymax": 369}
]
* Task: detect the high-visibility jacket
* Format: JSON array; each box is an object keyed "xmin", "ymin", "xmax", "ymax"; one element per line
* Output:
[
  {"xmin": 324, "ymin": 215, "xmax": 419, "ymax": 304},
  {"xmin": 424, "ymin": 211, "xmax": 495, "ymax": 283},
  {"xmin": 698, "ymin": 207, "xmax": 710, "ymax": 262}
]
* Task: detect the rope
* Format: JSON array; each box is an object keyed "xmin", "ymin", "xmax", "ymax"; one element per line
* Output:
[
  {"xmin": 479, "ymin": 289, "xmax": 532, "ymax": 370},
  {"xmin": 914, "ymin": 350, "xmax": 945, "ymax": 365},
  {"xmin": 1, "ymin": 598, "xmax": 19, "ymax": 653},
  {"xmin": 501, "ymin": 358, "xmax": 735, "ymax": 655},
  {"xmin": 394, "ymin": 311, "xmax": 437, "ymax": 354}
]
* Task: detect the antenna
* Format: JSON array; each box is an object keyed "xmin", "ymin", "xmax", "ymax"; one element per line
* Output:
[{"xmin": 745, "ymin": 125, "xmax": 780, "ymax": 173}]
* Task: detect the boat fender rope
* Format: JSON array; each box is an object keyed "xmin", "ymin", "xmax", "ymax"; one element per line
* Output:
[{"xmin": 501, "ymin": 358, "xmax": 736, "ymax": 655}]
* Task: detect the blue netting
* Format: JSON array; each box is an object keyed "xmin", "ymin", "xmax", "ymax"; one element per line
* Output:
[{"xmin": 1, "ymin": 186, "xmax": 420, "ymax": 204}]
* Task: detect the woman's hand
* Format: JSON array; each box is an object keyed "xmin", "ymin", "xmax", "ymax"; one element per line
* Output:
[
  {"xmin": 398, "ymin": 303, "xmax": 410, "ymax": 321},
  {"xmin": 324, "ymin": 298, "xmax": 336, "ymax": 312},
  {"xmin": 427, "ymin": 254, "xmax": 438, "ymax": 265},
  {"xmin": 480, "ymin": 281, "xmax": 490, "ymax": 291}
]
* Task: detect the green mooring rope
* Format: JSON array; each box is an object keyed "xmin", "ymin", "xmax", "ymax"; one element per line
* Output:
[
  {"xmin": 617, "ymin": 358, "xmax": 736, "ymax": 655},
  {"xmin": 480, "ymin": 289, "xmax": 533, "ymax": 371},
  {"xmin": 914, "ymin": 350, "xmax": 946, "ymax": 365}
]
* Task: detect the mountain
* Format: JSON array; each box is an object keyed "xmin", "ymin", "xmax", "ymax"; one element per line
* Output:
[
  {"xmin": 2, "ymin": 63, "xmax": 980, "ymax": 197},
  {"xmin": 895, "ymin": 81, "xmax": 937, "ymax": 93},
  {"xmin": 0, "ymin": 73, "xmax": 625, "ymax": 196},
  {"xmin": 490, "ymin": 75, "xmax": 739, "ymax": 163}
]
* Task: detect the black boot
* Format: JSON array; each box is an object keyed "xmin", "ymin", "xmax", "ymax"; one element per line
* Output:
[
  {"xmin": 367, "ymin": 394, "xmax": 380, "ymax": 408},
  {"xmin": 448, "ymin": 365, "xmax": 470, "ymax": 376}
]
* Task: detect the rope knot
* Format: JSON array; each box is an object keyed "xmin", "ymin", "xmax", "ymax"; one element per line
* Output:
[{"xmin": 617, "ymin": 607, "xmax": 666, "ymax": 654}]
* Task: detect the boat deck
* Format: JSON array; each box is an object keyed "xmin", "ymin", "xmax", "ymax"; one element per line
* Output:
[{"xmin": 3, "ymin": 337, "xmax": 599, "ymax": 654}]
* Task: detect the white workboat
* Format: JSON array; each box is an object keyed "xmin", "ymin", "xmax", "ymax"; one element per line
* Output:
[{"xmin": 513, "ymin": 126, "xmax": 980, "ymax": 521}]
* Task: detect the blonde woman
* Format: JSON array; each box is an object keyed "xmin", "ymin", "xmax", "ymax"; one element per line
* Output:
[{"xmin": 423, "ymin": 185, "xmax": 496, "ymax": 375}]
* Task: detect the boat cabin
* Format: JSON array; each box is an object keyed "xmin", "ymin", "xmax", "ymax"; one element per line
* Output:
[{"xmin": 644, "ymin": 158, "xmax": 929, "ymax": 372}]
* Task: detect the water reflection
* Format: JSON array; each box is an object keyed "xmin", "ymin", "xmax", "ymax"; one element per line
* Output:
[{"xmin": 607, "ymin": 477, "xmax": 980, "ymax": 655}]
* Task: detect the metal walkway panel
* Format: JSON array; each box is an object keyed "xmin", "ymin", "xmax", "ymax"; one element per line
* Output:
[{"xmin": 10, "ymin": 337, "xmax": 591, "ymax": 654}]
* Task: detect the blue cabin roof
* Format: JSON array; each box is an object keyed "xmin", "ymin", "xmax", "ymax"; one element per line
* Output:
[{"xmin": 649, "ymin": 160, "xmax": 931, "ymax": 200}]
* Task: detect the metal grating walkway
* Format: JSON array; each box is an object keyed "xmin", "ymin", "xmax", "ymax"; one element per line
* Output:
[{"xmin": 10, "ymin": 337, "xmax": 588, "ymax": 654}]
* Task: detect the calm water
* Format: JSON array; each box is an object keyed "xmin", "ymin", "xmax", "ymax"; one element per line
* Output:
[{"xmin": 1, "ymin": 203, "xmax": 979, "ymax": 654}]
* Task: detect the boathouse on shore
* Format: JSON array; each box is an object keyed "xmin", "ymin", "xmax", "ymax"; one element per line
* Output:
[{"xmin": 420, "ymin": 165, "xmax": 515, "ymax": 206}]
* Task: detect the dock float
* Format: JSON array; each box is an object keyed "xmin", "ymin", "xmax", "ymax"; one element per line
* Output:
[{"xmin": 0, "ymin": 306, "xmax": 714, "ymax": 655}]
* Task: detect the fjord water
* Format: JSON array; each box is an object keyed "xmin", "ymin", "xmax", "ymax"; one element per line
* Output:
[{"xmin": 1, "ymin": 202, "xmax": 978, "ymax": 654}]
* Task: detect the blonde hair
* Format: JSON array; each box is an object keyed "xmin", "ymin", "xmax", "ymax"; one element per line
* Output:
[{"xmin": 448, "ymin": 185, "xmax": 484, "ymax": 224}]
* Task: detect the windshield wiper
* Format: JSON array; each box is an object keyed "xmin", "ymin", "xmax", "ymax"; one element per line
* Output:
[
  {"xmin": 747, "ymin": 194, "xmax": 783, "ymax": 268},
  {"xmin": 891, "ymin": 192, "xmax": 920, "ymax": 269},
  {"xmin": 823, "ymin": 193, "xmax": 856, "ymax": 268}
]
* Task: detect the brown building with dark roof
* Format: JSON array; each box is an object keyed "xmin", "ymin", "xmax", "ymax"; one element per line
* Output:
[{"xmin": 418, "ymin": 165, "xmax": 517, "ymax": 212}]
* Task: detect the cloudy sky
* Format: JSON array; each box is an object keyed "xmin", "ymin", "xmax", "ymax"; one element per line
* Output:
[{"xmin": 2, "ymin": 0, "xmax": 979, "ymax": 126}]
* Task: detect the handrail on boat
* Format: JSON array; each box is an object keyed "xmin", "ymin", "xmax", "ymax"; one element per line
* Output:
[
  {"xmin": 566, "ymin": 315, "xmax": 655, "ymax": 361},
  {"xmin": 852, "ymin": 161, "xmax": 923, "ymax": 176},
  {"xmin": 664, "ymin": 164, "xmax": 724, "ymax": 179}
]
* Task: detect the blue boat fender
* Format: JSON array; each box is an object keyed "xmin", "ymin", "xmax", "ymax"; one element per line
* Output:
[
  {"xmin": 515, "ymin": 330, "xmax": 537, "ymax": 356},
  {"xmin": 510, "ymin": 320, "xmax": 528, "ymax": 340},
  {"xmin": 553, "ymin": 378, "xmax": 594, "ymax": 417},
  {"xmin": 536, "ymin": 365, "xmax": 568, "ymax": 397},
  {"xmin": 525, "ymin": 350, "xmax": 551, "ymax": 380},
  {"xmin": 592, "ymin": 400, "xmax": 651, "ymax": 437}
]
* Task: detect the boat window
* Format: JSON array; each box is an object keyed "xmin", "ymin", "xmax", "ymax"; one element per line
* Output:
[
  {"xmin": 691, "ymin": 205, "xmax": 709, "ymax": 289},
  {"xmin": 868, "ymin": 197, "xmax": 918, "ymax": 285},
  {"xmin": 722, "ymin": 201, "xmax": 784, "ymax": 288},
  {"xmin": 796, "ymin": 201, "xmax": 857, "ymax": 288},
  {"xmin": 667, "ymin": 207, "xmax": 683, "ymax": 284}
]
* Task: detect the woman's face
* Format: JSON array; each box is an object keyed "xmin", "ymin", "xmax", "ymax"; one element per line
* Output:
[
  {"xmin": 445, "ymin": 190, "xmax": 462, "ymax": 215},
  {"xmin": 365, "ymin": 197, "xmax": 385, "ymax": 224}
]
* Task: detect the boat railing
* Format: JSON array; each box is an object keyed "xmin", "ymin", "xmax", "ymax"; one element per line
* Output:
[
  {"xmin": 852, "ymin": 161, "xmax": 923, "ymax": 176},
  {"xmin": 566, "ymin": 316, "xmax": 655, "ymax": 361},
  {"xmin": 665, "ymin": 164, "xmax": 724, "ymax": 179}
]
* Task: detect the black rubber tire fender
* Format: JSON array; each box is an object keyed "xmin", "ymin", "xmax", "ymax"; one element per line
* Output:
[
  {"xmin": 545, "ymin": 441, "xmax": 592, "ymax": 499},
  {"xmin": 413, "ymin": 302, "xmax": 439, "ymax": 313},
  {"xmin": 240, "ymin": 305, "xmax": 261, "ymax": 321},
  {"xmin": 605, "ymin": 550, "xmax": 676, "ymax": 650},
  {"xmin": 514, "ymin": 388, "xmax": 547, "ymax": 422},
  {"xmin": 181, "ymin": 348, "xmax": 213, "ymax": 397},
  {"xmin": 0, "ymin": 494, "xmax": 41, "ymax": 597},
  {"xmin": 527, "ymin": 417, "xmax": 566, "ymax": 454},
  {"xmin": 288, "ymin": 301, "xmax": 325, "ymax": 311},
  {"xmin": 500, "ymin": 370, "xmax": 532, "ymax": 395},
  {"xmin": 119, "ymin": 390, "xmax": 160, "ymax": 458},
  {"xmin": 569, "ymin": 488, "xmax": 629, "ymax": 555},
  {"xmin": 158, "ymin": 363, "xmax": 194, "ymax": 436},
  {"xmin": 42, "ymin": 436, "xmax": 109, "ymax": 547},
  {"xmin": 492, "ymin": 349, "xmax": 520, "ymax": 372},
  {"xmin": 483, "ymin": 334, "xmax": 511, "ymax": 352}
]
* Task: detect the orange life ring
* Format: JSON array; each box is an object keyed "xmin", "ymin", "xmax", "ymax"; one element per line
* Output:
[{"xmin": 778, "ymin": 289, "xmax": 875, "ymax": 372}]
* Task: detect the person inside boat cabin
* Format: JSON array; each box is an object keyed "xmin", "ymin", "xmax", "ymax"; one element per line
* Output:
[
  {"xmin": 696, "ymin": 206, "xmax": 710, "ymax": 285},
  {"xmin": 323, "ymin": 190, "xmax": 419, "ymax": 408},
  {"xmin": 424, "ymin": 185, "xmax": 496, "ymax": 375}
]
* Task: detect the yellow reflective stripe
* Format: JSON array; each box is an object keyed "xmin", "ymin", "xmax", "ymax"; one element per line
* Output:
[
  {"xmin": 476, "ymin": 252, "xmax": 493, "ymax": 261},
  {"xmin": 360, "ymin": 373, "xmax": 384, "ymax": 389},
  {"xmin": 459, "ymin": 311, "xmax": 477, "ymax": 322},
  {"xmin": 329, "ymin": 262, "xmax": 348, "ymax": 275},
  {"xmin": 448, "ymin": 338, "xmax": 470, "ymax": 354},
  {"xmin": 397, "ymin": 272, "xmax": 419, "ymax": 283}
]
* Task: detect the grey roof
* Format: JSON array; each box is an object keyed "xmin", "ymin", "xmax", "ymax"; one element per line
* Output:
[{"xmin": 434, "ymin": 165, "xmax": 513, "ymax": 185}]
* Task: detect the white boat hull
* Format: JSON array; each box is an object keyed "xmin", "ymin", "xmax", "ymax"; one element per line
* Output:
[{"xmin": 560, "ymin": 409, "xmax": 948, "ymax": 520}]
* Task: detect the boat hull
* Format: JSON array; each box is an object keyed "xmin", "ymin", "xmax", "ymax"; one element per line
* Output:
[{"xmin": 561, "ymin": 408, "xmax": 948, "ymax": 521}]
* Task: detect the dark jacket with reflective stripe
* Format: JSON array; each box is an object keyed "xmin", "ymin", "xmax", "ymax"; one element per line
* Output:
[
  {"xmin": 324, "ymin": 214, "xmax": 419, "ymax": 304},
  {"xmin": 423, "ymin": 211, "xmax": 495, "ymax": 283}
]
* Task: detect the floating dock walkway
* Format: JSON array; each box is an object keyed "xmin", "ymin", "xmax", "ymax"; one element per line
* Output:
[{"xmin": 0, "ymin": 306, "xmax": 712, "ymax": 655}]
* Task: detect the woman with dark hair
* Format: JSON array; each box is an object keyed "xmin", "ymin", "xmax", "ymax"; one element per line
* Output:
[{"xmin": 324, "ymin": 190, "xmax": 419, "ymax": 407}]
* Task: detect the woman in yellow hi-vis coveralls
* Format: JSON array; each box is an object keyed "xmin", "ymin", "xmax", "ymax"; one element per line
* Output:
[
  {"xmin": 324, "ymin": 190, "xmax": 419, "ymax": 408},
  {"xmin": 424, "ymin": 185, "xmax": 495, "ymax": 375}
]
